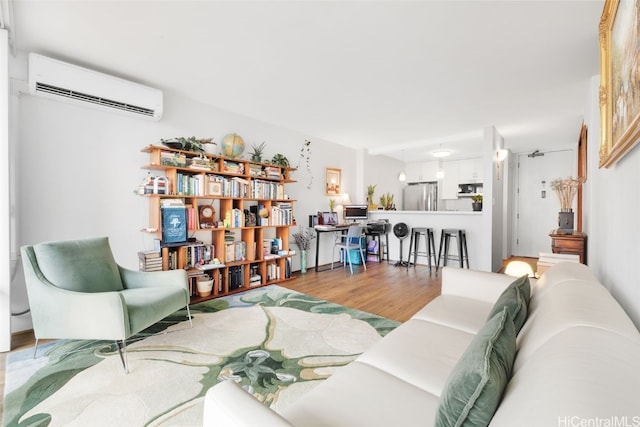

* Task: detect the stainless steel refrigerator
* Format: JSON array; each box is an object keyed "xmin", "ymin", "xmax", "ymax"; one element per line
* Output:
[{"xmin": 403, "ymin": 182, "xmax": 438, "ymax": 211}]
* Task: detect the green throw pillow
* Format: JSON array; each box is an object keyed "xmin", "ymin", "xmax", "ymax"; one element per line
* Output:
[
  {"xmin": 435, "ymin": 307, "xmax": 516, "ymax": 427},
  {"xmin": 486, "ymin": 275, "xmax": 530, "ymax": 333}
]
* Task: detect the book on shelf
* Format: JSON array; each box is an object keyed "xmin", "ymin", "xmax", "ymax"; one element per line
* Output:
[{"xmin": 161, "ymin": 206, "xmax": 187, "ymax": 245}]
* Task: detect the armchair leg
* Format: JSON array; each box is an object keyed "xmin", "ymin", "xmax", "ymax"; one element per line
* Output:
[
  {"xmin": 33, "ymin": 338, "xmax": 39, "ymax": 359},
  {"xmin": 116, "ymin": 340, "xmax": 129, "ymax": 374},
  {"xmin": 186, "ymin": 304, "xmax": 193, "ymax": 328}
]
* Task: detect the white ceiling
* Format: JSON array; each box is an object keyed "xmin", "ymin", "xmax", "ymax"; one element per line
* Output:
[{"xmin": 8, "ymin": 0, "xmax": 603, "ymax": 162}]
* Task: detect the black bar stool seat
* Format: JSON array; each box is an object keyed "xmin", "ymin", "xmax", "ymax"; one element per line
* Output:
[
  {"xmin": 437, "ymin": 228, "xmax": 469, "ymax": 273},
  {"xmin": 406, "ymin": 227, "xmax": 437, "ymax": 276}
]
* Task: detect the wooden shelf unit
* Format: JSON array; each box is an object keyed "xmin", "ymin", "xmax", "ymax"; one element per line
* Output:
[{"xmin": 141, "ymin": 144, "xmax": 297, "ymax": 302}]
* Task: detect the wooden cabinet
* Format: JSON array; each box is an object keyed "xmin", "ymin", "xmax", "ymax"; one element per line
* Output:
[
  {"xmin": 549, "ymin": 231, "xmax": 587, "ymax": 264},
  {"xmin": 140, "ymin": 144, "xmax": 296, "ymax": 303}
]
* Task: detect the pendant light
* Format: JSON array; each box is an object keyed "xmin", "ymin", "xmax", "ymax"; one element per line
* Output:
[{"xmin": 398, "ymin": 150, "xmax": 406, "ymax": 181}]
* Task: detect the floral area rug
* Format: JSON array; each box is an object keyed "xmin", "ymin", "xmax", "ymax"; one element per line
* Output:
[{"xmin": 2, "ymin": 285, "xmax": 399, "ymax": 426}]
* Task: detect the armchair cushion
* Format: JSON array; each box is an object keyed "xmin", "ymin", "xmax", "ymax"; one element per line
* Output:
[
  {"xmin": 121, "ymin": 287, "xmax": 189, "ymax": 333},
  {"xmin": 33, "ymin": 237, "xmax": 124, "ymax": 293}
]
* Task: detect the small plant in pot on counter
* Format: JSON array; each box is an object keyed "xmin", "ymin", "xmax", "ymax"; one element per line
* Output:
[{"xmin": 471, "ymin": 194, "xmax": 483, "ymax": 211}]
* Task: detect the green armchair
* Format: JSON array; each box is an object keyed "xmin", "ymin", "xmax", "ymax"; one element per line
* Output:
[{"xmin": 21, "ymin": 236, "xmax": 191, "ymax": 373}]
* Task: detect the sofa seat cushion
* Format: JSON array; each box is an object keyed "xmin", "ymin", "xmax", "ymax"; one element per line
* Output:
[
  {"xmin": 486, "ymin": 275, "xmax": 530, "ymax": 334},
  {"xmin": 435, "ymin": 308, "xmax": 516, "ymax": 427},
  {"xmin": 412, "ymin": 295, "xmax": 495, "ymax": 334},
  {"xmin": 120, "ymin": 287, "xmax": 187, "ymax": 334},
  {"xmin": 33, "ymin": 237, "xmax": 124, "ymax": 293},
  {"xmin": 280, "ymin": 361, "xmax": 440, "ymax": 427},
  {"xmin": 356, "ymin": 318, "xmax": 475, "ymax": 396},
  {"xmin": 490, "ymin": 327, "xmax": 640, "ymax": 427}
]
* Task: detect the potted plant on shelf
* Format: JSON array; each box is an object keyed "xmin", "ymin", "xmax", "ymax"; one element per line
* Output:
[
  {"xmin": 249, "ymin": 142, "xmax": 267, "ymax": 162},
  {"xmin": 471, "ymin": 194, "xmax": 483, "ymax": 211}
]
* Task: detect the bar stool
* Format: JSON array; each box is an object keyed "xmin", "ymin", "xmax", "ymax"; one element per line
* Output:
[
  {"xmin": 437, "ymin": 228, "xmax": 469, "ymax": 272},
  {"xmin": 406, "ymin": 227, "xmax": 437, "ymax": 275}
]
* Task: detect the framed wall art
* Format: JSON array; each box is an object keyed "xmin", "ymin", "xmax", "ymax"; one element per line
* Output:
[
  {"xmin": 325, "ymin": 167, "xmax": 341, "ymax": 195},
  {"xmin": 599, "ymin": 0, "xmax": 640, "ymax": 167}
]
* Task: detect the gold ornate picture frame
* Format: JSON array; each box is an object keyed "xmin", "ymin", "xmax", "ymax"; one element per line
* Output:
[
  {"xmin": 325, "ymin": 168, "xmax": 341, "ymax": 195},
  {"xmin": 599, "ymin": 0, "xmax": 640, "ymax": 167}
]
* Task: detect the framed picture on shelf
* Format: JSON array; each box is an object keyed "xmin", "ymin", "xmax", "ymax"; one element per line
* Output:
[
  {"xmin": 325, "ymin": 167, "xmax": 341, "ymax": 195},
  {"xmin": 599, "ymin": 0, "xmax": 640, "ymax": 167},
  {"xmin": 208, "ymin": 180, "xmax": 223, "ymax": 196}
]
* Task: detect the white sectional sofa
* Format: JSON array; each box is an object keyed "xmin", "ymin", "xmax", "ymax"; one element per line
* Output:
[{"xmin": 203, "ymin": 263, "xmax": 640, "ymax": 426}]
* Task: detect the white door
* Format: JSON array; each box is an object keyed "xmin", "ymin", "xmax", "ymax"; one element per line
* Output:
[{"xmin": 514, "ymin": 150, "xmax": 575, "ymax": 257}]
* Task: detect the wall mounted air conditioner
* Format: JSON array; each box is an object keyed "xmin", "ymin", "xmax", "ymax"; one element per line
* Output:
[{"xmin": 28, "ymin": 53, "xmax": 163, "ymax": 121}]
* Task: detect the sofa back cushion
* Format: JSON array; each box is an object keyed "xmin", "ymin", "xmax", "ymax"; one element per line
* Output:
[
  {"xmin": 33, "ymin": 237, "xmax": 124, "ymax": 293},
  {"xmin": 435, "ymin": 307, "xmax": 516, "ymax": 427},
  {"xmin": 486, "ymin": 275, "xmax": 530, "ymax": 334}
]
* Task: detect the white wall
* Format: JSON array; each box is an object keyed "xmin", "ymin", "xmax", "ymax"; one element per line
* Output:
[
  {"xmin": 1, "ymin": 29, "xmax": 11, "ymax": 351},
  {"xmin": 584, "ymin": 75, "xmax": 640, "ymax": 328},
  {"xmin": 363, "ymin": 151, "xmax": 405, "ymax": 209},
  {"xmin": 8, "ymin": 51, "xmax": 371, "ymax": 333}
]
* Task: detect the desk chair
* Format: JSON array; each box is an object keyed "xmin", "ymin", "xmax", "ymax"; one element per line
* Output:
[{"xmin": 331, "ymin": 225, "xmax": 367, "ymax": 274}]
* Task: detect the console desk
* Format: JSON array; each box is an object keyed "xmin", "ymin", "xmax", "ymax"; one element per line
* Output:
[{"xmin": 314, "ymin": 225, "xmax": 351, "ymax": 272}]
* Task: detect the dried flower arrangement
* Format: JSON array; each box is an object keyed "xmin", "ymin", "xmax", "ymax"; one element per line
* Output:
[
  {"xmin": 291, "ymin": 228, "xmax": 316, "ymax": 251},
  {"xmin": 550, "ymin": 177, "xmax": 584, "ymax": 212}
]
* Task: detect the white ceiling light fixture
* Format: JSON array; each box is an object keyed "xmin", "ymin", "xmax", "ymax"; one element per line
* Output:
[{"xmin": 432, "ymin": 149, "xmax": 452, "ymax": 158}]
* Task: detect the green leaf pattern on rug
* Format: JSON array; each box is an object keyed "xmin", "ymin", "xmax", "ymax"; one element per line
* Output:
[{"xmin": 3, "ymin": 286, "xmax": 399, "ymax": 426}]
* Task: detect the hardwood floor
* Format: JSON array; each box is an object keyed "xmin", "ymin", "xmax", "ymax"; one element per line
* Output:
[
  {"xmin": 281, "ymin": 261, "xmax": 441, "ymax": 323},
  {"xmin": 0, "ymin": 261, "xmax": 440, "ymax": 418}
]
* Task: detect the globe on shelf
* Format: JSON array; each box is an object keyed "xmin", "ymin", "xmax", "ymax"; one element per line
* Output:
[{"xmin": 221, "ymin": 133, "xmax": 245, "ymax": 158}]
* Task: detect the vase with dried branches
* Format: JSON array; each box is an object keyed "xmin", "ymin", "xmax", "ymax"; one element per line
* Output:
[{"xmin": 550, "ymin": 177, "xmax": 584, "ymax": 233}]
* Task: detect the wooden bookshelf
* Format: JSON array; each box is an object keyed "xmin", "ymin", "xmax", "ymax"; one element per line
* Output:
[{"xmin": 140, "ymin": 144, "xmax": 297, "ymax": 302}]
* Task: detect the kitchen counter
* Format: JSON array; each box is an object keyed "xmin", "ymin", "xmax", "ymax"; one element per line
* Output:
[{"xmin": 368, "ymin": 210, "xmax": 490, "ymax": 271}]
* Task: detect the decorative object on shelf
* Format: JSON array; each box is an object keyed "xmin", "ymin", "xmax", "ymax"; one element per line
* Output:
[
  {"xmin": 160, "ymin": 136, "xmax": 207, "ymax": 152},
  {"xmin": 367, "ymin": 184, "xmax": 377, "ymax": 208},
  {"xmin": 271, "ymin": 153, "xmax": 289, "ymax": 167},
  {"xmin": 201, "ymin": 138, "xmax": 217, "ymax": 155},
  {"xmin": 244, "ymin": 209, "xmax": 257, "ymax": 226},
  {"xmin": 221, "ymin": 133, "xmax": 245, "ymax": 158},
  {"xmin": 199, "ymin": 205, "xmax": 216, "ymax": 228},
  {"xmin": 599, "ymin": 0, "xmax": 640, "ymax": 168},
  {"xmin": 196, "ymin": 276, "xmax": 214, "ymax": 297},
  {"xmin": 471, "ymin": 194, "xmax": 483, "ymax": 211},
  {"xmin": 296, "ymin": 140, "xmax": 313, "ymax": 189},
  {"xmin": 325, "ymin": 168, "xmax": 341, "ymax": 196},
  {"xmin": 292, "ymin": 228, "xmax": 316, "ymax": 274},
  {"xmin": 249, "ymin": 141, "xmax": 267, "ymax": 162},
  {"xmin": 550, "ymin": 177, "xmax": 584, "ymax": 234},
  {"xmin": 380, "ymin": 192, "xmax": 394, "ymax": 210},
  {"xmin": 328, "ymin": 198, "xmax": 336, "ymax": 212}
]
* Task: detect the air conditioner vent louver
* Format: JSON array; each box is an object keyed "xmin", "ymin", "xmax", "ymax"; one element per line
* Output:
[
  {"xmin": 35, "ymin": 82, "xmax": 155, "ymax": 117},
  {"xmin": 28, "ymin": 53, "xmax": 163, "ymax": 120}
]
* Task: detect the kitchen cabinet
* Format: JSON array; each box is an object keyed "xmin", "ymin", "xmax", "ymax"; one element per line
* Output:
[
  {"xmin": 457, "ymin": 158, "xmax": 483, "ymax": 183},
  {"xmin": 441, "ymin": 161, "xmax": 459, "ymax": 199},
  {"xmin": 406, "ymin": 161, "xmax": 439, "ymax": 182}
]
